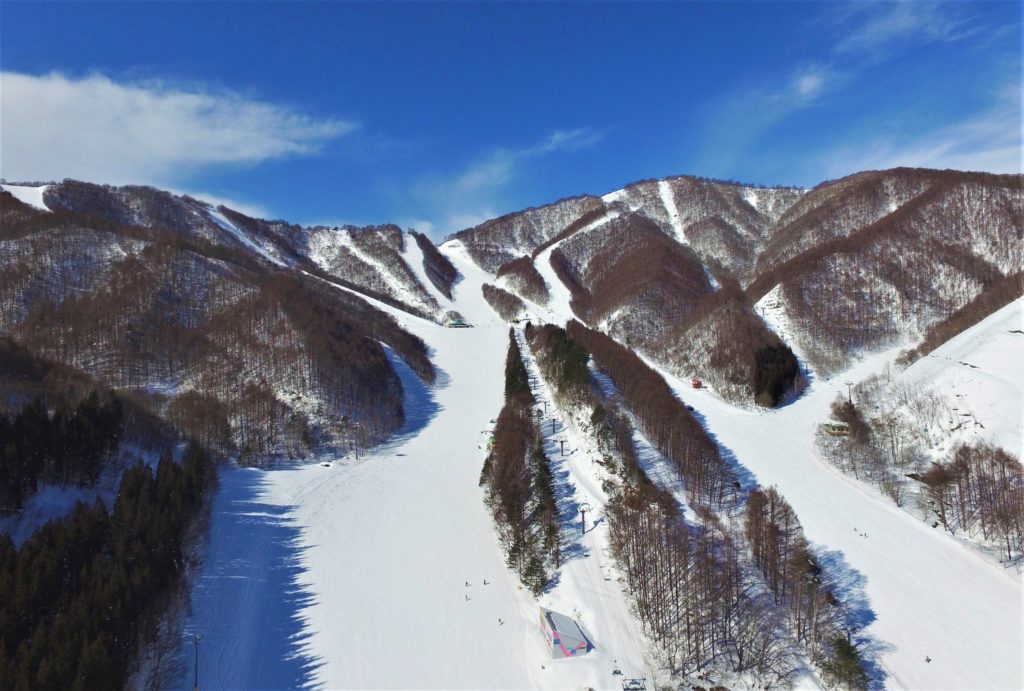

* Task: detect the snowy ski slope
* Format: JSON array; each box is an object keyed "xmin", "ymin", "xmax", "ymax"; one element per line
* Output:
[
  {"xmin": 1, "ymin": 183, "xmax": 50, "ymax": 211},
  {"xmin": 179, "ymin": 242, "xmax": 658, "ymax": 689},
  {"xmin": 179, "ymin": 232, "xmax": 1022, "ymax": 690},
  {"xmin": 898, "ymin": 297, "xmax": 1023, "ymax": 456},
  {"xmin": 650, "ymin": 347, "xmax": 1023, "ymax": 690}
]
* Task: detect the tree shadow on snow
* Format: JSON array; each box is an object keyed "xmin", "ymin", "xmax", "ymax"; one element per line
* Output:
[
  {"xmin": 539, "ymin": 419, "xmax": 591, "ymax": 580},
  {"xmin": 814, "ymin": 545, "xmax": 891, "ymax": 690},
  {"xmin": 179, "ymin": 469, "xmax": 324, "ymax": 690},
  {"xmin": 552, "ymin": 463, "xmax": 589, "ymax": 563},
  {"xmin": 773, "ymin": 362, "xmax": 818, "ymax": 409},
  {"xmin": 384, "ymin": 345, "xmax": 442, "ymax": 441},
  {"xmin": 669, "ymin": 405, "xmax": 760, "ymax": 496}
]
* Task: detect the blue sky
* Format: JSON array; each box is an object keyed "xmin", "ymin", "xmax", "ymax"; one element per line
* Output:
[{"xmin": 1, "ymin": 1, "xmax": 1020, "ymax": 237}]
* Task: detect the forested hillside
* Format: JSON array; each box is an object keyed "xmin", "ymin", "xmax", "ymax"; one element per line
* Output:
[
  {"xmin": 452, "ymin": 168, "xmax": 1023, "ymax": 399},
  {"xmin": 0, "ymin": 184, "xmax": 442, "ymax": 461}
]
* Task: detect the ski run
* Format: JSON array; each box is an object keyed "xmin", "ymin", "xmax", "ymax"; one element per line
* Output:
[{"xmin": 179, "ymin": 242, "xmax": 1023, "ymax": 689}]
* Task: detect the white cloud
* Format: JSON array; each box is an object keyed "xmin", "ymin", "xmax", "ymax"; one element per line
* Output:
[
  {"xmin": 820, "ymin": 85, "xmax": 1022, "ymax": 178},
  {"xmin": 0, "ymin": 71, "xmax": 356, "ymax": 186},
  {"xmin": 176, "ymin": 189, "xmax": 272, "ymax": 221},
  {"xmin": 792, "ymin": 65, "xmax": 836, "ymax": 101},
  {"xmin": 396, "ymin": 218, "xmax": 436, "ymax": 236},
  {"xmin": 451, "ymin": 128, "xmax": 605, "ymax": 195},
  {"xmin": 694, "ymin": 65, "xmax": 844, "ymax": 176},
  {"xmin": 413, "ymin": 128, "xmax": 604, "ymax": 237},
  {"xmin": 833, "ymin": 1, "xmax": 975, "ymax": 55}
]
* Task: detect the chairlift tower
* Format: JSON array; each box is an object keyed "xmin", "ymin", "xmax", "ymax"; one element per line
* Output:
[
  {"xmin": 579, "ymin": 502, "xmax": 591, "ymax": 536},
  {"xmin": 192, "ymin": 634, "xmax": 202, "ymax": 691}
]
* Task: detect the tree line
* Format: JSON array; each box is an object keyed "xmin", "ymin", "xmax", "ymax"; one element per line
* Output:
[
  {"xmin": 543, "ymin": 323, "xmax": 870, "ymax": 687},
  {"xmin": 0, "ymin": 391, "xmax": 123, "ymax": 512},
  {"xmin": 495, "ymin": 257, "xmax": 551, "ymax": 306},
  {"xmin": 525, "ymin": 323, "xmax": 591, "ymax": 407},
  {"xmin": 479, "ymin": 330, "xmax": 559, "ymax": 594},
  {"xmin": 0, "ymin": 438, "xmax": 213, "ymax": 691},
  {"xmin": 566, "ymin": 320, "xmax": 740, "ymax": 510},
  {"xmin": 822, "ymin": 393, "xmax": 1023, "ymax": 561},
  {"xmin": 409, "ymin": 230, "xmax": 458, "ymax": 300},
  {"xmin": 920, "ymin": 443, "xmax": 1023, "ymax": 560},
  {"xmin": 481, "ymin": 283, "xmax": 526, "ymax": 322}
]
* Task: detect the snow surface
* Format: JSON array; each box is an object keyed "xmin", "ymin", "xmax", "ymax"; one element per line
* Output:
[
  {"xmin": 402, "ymin": 231, "xmax": 450, "ymax": 305},
  {"xmin": 177, "ymin": 234, "xmax": 1022, "ymax": 689},
  {"xmin": 180, "ymin": 244, "xmax": 659, "ymax": 689},
  {"xmin": 0, "ymin": 484, "xmax": 106, "ymax": 547},
  {"xmin": 533, "ymin": 245, "xmax": 579, "ymax": 326},
  {"xmin": 898, "ymin": 297, "xmax": 1023, "ymax": 456},
  {"xmin": 1, "ymin": 183, "xmax": 50, "ymax": 211},
  {"xmin": 650, "ymin": 348, "xmax": 1024, "ymax": 690},
  {"xmin": 600, "ymin": 188, "xmax": 627, "ymax": 205},
  {"xmin": 658, "ymin": 179, "xmax": 689, "ymax": 246},
  {"xmin": 756, "ymin": 283, "xmax": 812, "ymax": 376},
  {"xmin": 333, "ymin": 228, "xmax": 438, "ymax": 317},
  {"xmin": 206, "ymin": 207, "xmax": 286, "ymax": 266}
]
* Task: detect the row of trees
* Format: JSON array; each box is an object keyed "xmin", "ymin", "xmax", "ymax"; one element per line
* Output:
[
  {"xmin": 822, "ymin": 393, "xmax": 1023, "ymax": 561},
  {"xmin": 0, "ymin": 442, "xmax": 214, "ymax": 691},
  {"xmin": 609, "ymin": 490, "xmax": 799, "ymax": 683},
  {"xmin": 481, "ymin": 283, "xmax": 526, "ymax": 322},
  {"xmin": 531, "ymin": 322, "xmax": 797, "ymax": 682},
  {"xmin": 566, "ymin": 321, "xmax": 740, "ymax": 511},
  {"xmin": 525, "ymin": 324, "xmax": 591, "ymax": 406},
  {"xmin": 553, "ymin": 324, "xmax": 869, "ymax": 687},
  {"xmin": 409, "ymin": 230, "xmax": 458, "ymax": 299},
  {"xmin": 0, "ymin": 391, "xmax": 124, "ymax": 512},
  {"xmin": 495, "ymin": 257, "xmax": 550, "ymax": 305},
  {"xmin": 601, "ymin": 408, "xmax": 868, "ymax": 687},
  {"xmin": 745, "ymin": 487, "xmax": 866, "ymax": 686},
  {"xmin": 479, "ymin": 331, "xmax": 559, "ymax": 594},
  {"xmin": 920, "ymin": 444, "xmax": 1023, "ymax": 560}
]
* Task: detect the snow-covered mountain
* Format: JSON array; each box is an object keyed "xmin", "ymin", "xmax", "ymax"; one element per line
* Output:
[
  {"xmin": 452, "ymin": 168, "xmax": 1022, "ymax": 396},
  {"xmin": 2, "ymin": 168, "xmax": 1021, "ymax": 691},
  {"xmin": 0, "ymin": 180, "xmax": 455, "ymax": 460}
]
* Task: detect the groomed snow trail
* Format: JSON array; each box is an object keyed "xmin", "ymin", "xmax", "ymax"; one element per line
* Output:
[
  {"xmin": 654, "ymin": 348, "xmax": 1024, "ymax": 690},
  {"xmin": 1, "ymin": 183, "xmax": 50, "ymax": 211},
  {"xmin": 657, "ymin": 179, "xmax": 689, "ymax": 246},
  {"xmin": 513, "ymin": 330, "xmax": 660, "ymax": 688},
  {"xmin": 181, "ymin": 240, "xmax": 655, "ymax": 689}
]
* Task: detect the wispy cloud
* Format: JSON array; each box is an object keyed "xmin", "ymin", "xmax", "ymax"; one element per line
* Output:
[
  {"xmin": 0, "ymin": 71, "xmax": 356, "ymax": 187},
  {"xmin": 819, "ymin": 83, "xmax": 1022, "ymax": 177},
  {"xmin": 792, "ymin": 63, "xmax": 838, "ymax": 101},
  {"xmin": 832, "ymin": 1, "xmax": 978, "ymax": 55},
  {"xmin": 693, "ymin": 2, "xmax": 1005, "ymax": 182},
  {"xmin": 412, "ymin": 128, "xmax": 605, "ymax": 237},
  {"xmin": 176, "ymin": 189, "xmax": 273, "ymax": 221},
  {"xmin": 693, "ymin": 63, "xmax": 846, "ymax": 176}
]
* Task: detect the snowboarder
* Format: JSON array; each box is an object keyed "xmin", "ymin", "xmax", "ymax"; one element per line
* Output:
[
  {"xmin": 925, "ymin": 656, "xmax": 932, "ymax": 663},
  {"xmin": 465, "ymin": 595, "xmax": 470, "ymax": 602},
  {"xmin": 498, "ymin": 618, "xmax": 504, "ymax": 626},
  {"xmin": 465, "ymin": 581, "xmax": 470, "ymax": 587}
]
